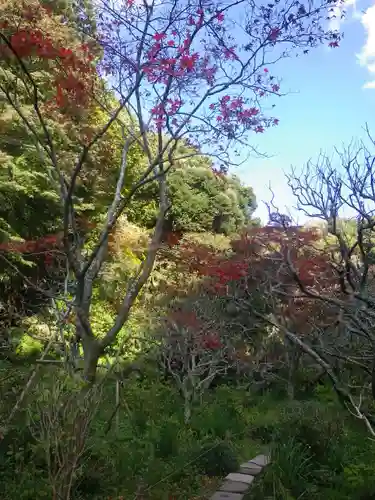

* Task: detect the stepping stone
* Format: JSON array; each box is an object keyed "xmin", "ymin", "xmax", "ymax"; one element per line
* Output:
[
  {"xmin": 239, "ymin": 462, "xmax": 263, "ymax": 475},
  {"xmin": 210, "ymin": 492, "xmax": 244, "ymax": 500},
  {"xmin": 248, "ymin": 454, "xmax": 270, "ymax": 467},
  {"xmin": 225, "ymin": 473, "xmax": 255, "ymax": 485},
  {"xmin": 219, "ymin": 480, "xmax": 250, "ymax": 493}
]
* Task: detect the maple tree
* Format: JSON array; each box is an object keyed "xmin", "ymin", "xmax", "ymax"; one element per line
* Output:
[
  {"xmin": 0, "ymin": 1, "xmax": 98, "ymax": 116},
  {"xmin": 0, "ymin": 0, "xmax": 343, "ymax": 383},
  {"xmin": 168, "ymin": 224, "xmax": 342, "ymax": 394}
]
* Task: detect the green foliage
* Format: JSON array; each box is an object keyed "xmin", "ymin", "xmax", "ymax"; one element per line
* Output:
[
  {"xmin": 249, "ymin": 393, "xmax": 375, "ymax": 500},
  {"xmin": 182, "ymin": 231, "xmax": 232, "ymax": 252},
  {"xmin": 0, "ymin": 372, "xmax": 251, "ymax": 499},
  {"xmin": 166, "ymin": 162, "xmax": 256, "ymax": 235},
  {"xmin": 194, "ymin": 442, "xmax": 239, "ymax": 477},
  {"xmin": 15, "ymin": 333, "xmax": 43, "ymax": 358},
  {"xmin": 2, "ymin": 362, "xmax": 375, "ymax": 500},
  {"xmin": 89, "ymin": 296, "xmax": 117, "ymax": 336},
  {"xmin": 0, "ymin": 152, "xmax": 61, "ymax": 242},
  {"xmin": 98, "ymin": 218, "xmax": 148, "ymax": 305},
  {"xmin": 342, "ymin": 462, "xmax": 375, "ymax": 498},
  {"xmin": 264, "ymin": 438, "xmax": 315, "ymax": 499}
]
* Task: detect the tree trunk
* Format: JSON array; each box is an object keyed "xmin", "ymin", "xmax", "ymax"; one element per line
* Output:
[
  {"xmin": 184, "ymin": 392, "xmax": 192, "ymax": 424},
  {"xmin": 371, "ymin": 351, "xmax": 375, "ymax": 400},
  {"xmin": 82, "ymin": 338, "xmax": 101, "ymax": 384},
  {"xmin": 287, "ymin": 372, "xmax": 295, "ymax": 400},
  {"xmin": 286, "ymin": 345, "xmax": 295, "ymax": 400},
  {"xmin": 52, "ymin": 470, "xmax": 75, "ymax": 500},
  {"xmin": 286, "ymin": 339, "xmax": 301, "ymax": 400}
]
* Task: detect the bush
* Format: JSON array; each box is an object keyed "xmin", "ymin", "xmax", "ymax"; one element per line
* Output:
[
  {"xmin": 191, "ymin": 403, "xmax": 245, "ymax": 440},
  {"xmin": 195, "ymin": 441, "xmax": 239, "ymax": 477}
]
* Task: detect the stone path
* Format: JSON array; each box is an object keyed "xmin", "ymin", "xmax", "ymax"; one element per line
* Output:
[{"xmin": 209, "ymin": 454, "xmax": 270, "ymax": 500}]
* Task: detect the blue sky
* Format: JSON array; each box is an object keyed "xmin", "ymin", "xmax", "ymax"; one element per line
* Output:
[
  {"xmin": 235, "ymin": 0, "xmax": 375, "ymax": 223},
  {"xmin": 103, "ymin": 0, "xmax": 375, "ymax": 224}
]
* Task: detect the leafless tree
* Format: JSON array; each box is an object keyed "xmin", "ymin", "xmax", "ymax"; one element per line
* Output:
[
  {"xmin": 158, "ymin": 315, "xmax": 234, "ymax": 423},
  {"xmin": 255, "ymin": 129, "xmax": 375, "ymax": 435}
]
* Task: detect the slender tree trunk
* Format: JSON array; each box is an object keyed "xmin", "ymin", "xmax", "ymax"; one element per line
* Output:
[
  {"xmin": 184, "ymin": 391, "xmax": 192, "ymax": 424},
  {"xmin": 53, "ymin": 470, "xmax": 75, "ymax": 500},
  {"xmin": 82, "ymin": 337, "xmax": 101, "ymax": 384},
  {"xmin": 287, "ymin": 366, "xmax": 295, "ymax": 400},
  {"xmin": 116, "ymin": 379, "xmax": 120, "ymax": 432},
  {"xmin": 286, "ymin": 340, "xmax": 298, "ymax": 400},
  {"xmin": 371, "ymin": 349, "xmax": 375, "ymax": 400}
]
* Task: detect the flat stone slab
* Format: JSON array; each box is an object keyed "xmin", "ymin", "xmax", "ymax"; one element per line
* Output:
[
  {"xmin": 210, "ymin": 455, "xmax": 271, "ymax": 499},
  {"xmin": 239, "ymin": 462, "xmax": 263, "ymax": 475},
  {"xmin": 225, "ymin": 473, "xmax": 255, "ymax": 485},
  {"xmin": 219, "ymin": 480, "xmax": 250, "ymax": 493},
  {"xmin": 248, "ymin": 454, "xmax": 270, "ymax": 467},
  {"xmin": 210, "ymin": 492, "xmax": 244, "ymax": 500}
]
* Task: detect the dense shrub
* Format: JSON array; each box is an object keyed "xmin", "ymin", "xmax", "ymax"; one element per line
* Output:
[{"xmin": 194, "ymin": 442, "xmax": 239, "ymax": 477}]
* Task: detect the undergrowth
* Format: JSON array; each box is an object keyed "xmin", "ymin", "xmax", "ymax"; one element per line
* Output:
[{"xmin": 1, "ymin": 366, "xmax": 374, "ymax": 500}]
